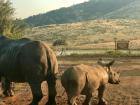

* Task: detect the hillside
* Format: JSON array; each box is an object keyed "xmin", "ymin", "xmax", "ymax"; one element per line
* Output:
[
  {"xmin": 24, "ymin": 19, "xmax": 140, "ymax": 49},
  {"xmin": 104, "ymin": 0, "xmax": 140, "ymax": 19},
  {"xmin": 24, "ymin": 0, "xmax": 139, "ymax": 26}
]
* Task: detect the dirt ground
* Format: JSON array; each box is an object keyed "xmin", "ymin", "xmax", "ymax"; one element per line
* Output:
[{"xmin": 0, "ymin": 57, "xmax": 140, "ymax": 105}]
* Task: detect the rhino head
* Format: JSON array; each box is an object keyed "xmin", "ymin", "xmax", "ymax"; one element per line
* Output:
[
  {"xmin": 108, "ymin": 68, "xmax": 120, "ymax": 84},
  {"xmin": 98, "ymin": 58, "xmax": 120, "ymax": 84}
]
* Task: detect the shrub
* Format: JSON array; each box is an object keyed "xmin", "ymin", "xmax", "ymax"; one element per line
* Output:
[
  {"xmin": 106, "ymin": 50, "xmax": 130, "ymax": 57},
  {"xmin": 53, "ymin": 39, "xmax": 68, "ymax": 46}
]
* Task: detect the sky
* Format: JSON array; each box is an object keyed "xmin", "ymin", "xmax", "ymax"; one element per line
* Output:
[{"xmin": 10, "ymin": 0, "xmax": 89, "ymax": 19}]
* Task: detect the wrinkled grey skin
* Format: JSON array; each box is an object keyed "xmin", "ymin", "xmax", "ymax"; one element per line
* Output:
[
  {"xmin": 61, "ymin": 59, "xmax": 120, "ymax": 105},
  {"xmin": 0, "ymin": 36, "xmax": 58, "ymax": 105}
]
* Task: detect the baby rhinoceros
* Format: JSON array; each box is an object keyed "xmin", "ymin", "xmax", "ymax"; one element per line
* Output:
[{"xmin": 61, "ymin": 59, "xmax": 120, "ymax": 105}]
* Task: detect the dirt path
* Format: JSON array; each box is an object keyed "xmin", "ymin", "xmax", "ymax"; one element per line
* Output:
[{"xmin": 0, "ymin": 58, "xmax": 140, "ymax": 105}]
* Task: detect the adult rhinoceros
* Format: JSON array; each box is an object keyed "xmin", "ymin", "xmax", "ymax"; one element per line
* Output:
[
  {"xmin": 0, "ymin": 35, "xmax": 58, "ymax": 105},
  {"xmin": 61, "ymin": 59, "xmax": 120, "ymax": 105}
]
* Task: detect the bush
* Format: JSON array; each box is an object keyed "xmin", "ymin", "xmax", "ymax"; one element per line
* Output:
[
  {"xmin": 53, "ymin": 39, "xmax": 68, "ymax": 46},
  {"xmin": 106, "ymin": 50, "xmax": 130, "ymax": 57}
]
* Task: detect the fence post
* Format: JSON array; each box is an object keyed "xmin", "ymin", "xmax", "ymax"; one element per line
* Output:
[{"xmin": 114, "ymin": 38, "xmax": 117, "ymax": 53}]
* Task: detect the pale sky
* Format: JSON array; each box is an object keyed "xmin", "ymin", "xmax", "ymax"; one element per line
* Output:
[{"xmin": 10, "ymin": 0, "xmax": 89, "ymax": 19}]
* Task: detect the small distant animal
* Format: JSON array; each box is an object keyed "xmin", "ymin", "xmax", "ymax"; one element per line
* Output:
[
  {"xmin": 0, "ymin": 35, "xmax": 59, "ymax": 105},
  {"xmin": 61, "ymin": 59, "xmax": 120, "ymax": 105}
]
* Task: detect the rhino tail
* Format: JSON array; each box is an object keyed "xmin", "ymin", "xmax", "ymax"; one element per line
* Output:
[
  {"xmin": 85, "ymin": 72, "xmax": 89, "ymax": 86},
  {"xmin": 42, "ymin": 42, "xmax": 59, "ymax": 79}
]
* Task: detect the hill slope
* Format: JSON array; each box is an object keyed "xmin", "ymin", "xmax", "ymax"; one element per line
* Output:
[
  {"xmin": 24, "ymin": 0, "xmax": 139, "ymax": 26},
  {"xmin": 104, "ymin": 0, "xmax": 140, "ymax": 19},
  {"xmin": 24, "ymin": 19, "xmax": 140, "ymax": 49}
]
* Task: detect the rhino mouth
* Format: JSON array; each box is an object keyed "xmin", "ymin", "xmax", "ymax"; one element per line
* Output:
[
  {"xmin": 109, "ymin": 80, "xmax": 120, "ymax": 84},
  {"xmin": 114, "ymin": 81, "xmax": 120, "ymax": 84}
]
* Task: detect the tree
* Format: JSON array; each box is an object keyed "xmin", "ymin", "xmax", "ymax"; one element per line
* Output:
[
  {"xmin": 53, "ymin": 39, "xmax": 68, "ymax": 46},
  {"xmin": 0, "ymin": 0, "xmax": 27, "ymax": 39},
  {"xmin": 0, "ymin": 0, "xmax": 14, "ymax": 35},
  {"xmin": 8, "ymin": 19, "xmax": 28, "ymax": 39}
]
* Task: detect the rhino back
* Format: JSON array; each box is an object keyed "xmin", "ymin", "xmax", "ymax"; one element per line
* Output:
[
  {"xmin": 0, "ymin": 39, "xmax": 30, "ymax": 70},
  {"xmin": 0, "ymin": 39, "xmax": 34, "ymax": 80},
  {"xmin": 80, "ymin": 64, "xmax": 109, "ymax": 86},
  {"xmin": 62, "ymin": 64, "xmax": 109, "ymax": 91},
  {"xmin": 17, "ymin": 41, "xmax": 48, "ymax": 80}
]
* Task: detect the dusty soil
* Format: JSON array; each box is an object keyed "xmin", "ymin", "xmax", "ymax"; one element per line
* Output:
[{"xmin": 0, "ymin": 57, "xmax": 140, "ymax": 105}]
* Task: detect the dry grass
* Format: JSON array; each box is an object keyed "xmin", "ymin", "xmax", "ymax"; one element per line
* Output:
[{"xmin": 24, "ymin": 19, "xmax": 140, "ymax": 50}]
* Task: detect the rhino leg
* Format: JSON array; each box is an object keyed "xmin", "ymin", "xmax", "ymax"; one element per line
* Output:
[
  {"xmin": 81, "ymin": 87, "xmax": 90, "ymax": 105},
  {"xmin": 46, "ymin": 75, "xmax": 57, "ymax": 105},
  {"xmin": 98, "ymin": 85, "xmax": 107, "ymax": 105},
  {"xmin": 66, "ymin": 85, "xmax": 81, "ymax": 105},
  {"xmin": 29, "ymin": 82, "xmax": 43, "ymax": 105},
  {"xmin": 69, "ymin": 88, "xmax": 83, "ymax": 104},
  {"xmin": 1, "ymin": 77, "xmax": 14, "ymax": 97},
  {"xmin": 83, "ymin": 93, "xmax": 92, "ymax": 105},
  {"xmin": 82, "ymin": 88, "xmax": 98, "ymax": 105},
  {"xmin": 67, "ymin": 93, "xmax": 78, "ymax": 105},
  {"xmin": 70, "ymin": 96, "xmax": 78, "ymax": 105}
]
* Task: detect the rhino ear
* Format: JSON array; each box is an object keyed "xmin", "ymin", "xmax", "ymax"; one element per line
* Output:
[
  {"xmin": 117, "ymin": 71, "xmax": 120, "ymax": 76},
  {"xmin": 107, "ymin": 60, "xmax": 115, "ymax": 67},
  {"xmin": 97, "ymin": 58, "xmax": 106, "ymax": 66},
  {"xmin": 98, "ymin": 58, "xmax": 115, "ymax": 68}
]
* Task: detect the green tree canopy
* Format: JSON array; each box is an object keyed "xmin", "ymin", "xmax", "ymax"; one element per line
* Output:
[
  {"xmin": 0, "ymin": 0, "xmax": 14, "ymax": 35},
  {"xmin": 0, "ymin": 0, "xmax": 27, "ymax": 39}
]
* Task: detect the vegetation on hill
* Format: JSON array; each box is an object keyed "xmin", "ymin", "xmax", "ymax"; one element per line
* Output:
[
  {"xmin": 24, "ymin": 0, "xmax": 139, "ymax": 27},
  {"xmin": 24, "ymin": 19, "xmax": 140, "ymax": 49},
  {"xmin": 104, "ymin": 0, "xmax": 140, "ymax": 19}
]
